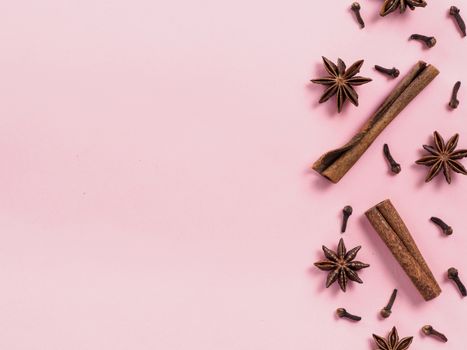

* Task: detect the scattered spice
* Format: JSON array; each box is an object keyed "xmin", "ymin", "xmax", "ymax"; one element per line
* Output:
[
  {"xmin": 383, "ymin": 144, "xmax": 401, "ymax": 174},
  {"xmin": 380, "ymin": 0, "xmax": 427, "ymax": 16},
  {"xmin": 373, "ymin": 327, "xmax": 413, "ymax": 350},
  {"xmin": 341, "ymin": 205, "xmax": 353, "ymax": 233},
  {"xmin": 430, "ymin": 217, "xmax": 453, "ymax": 235},
  {"xmin": 380, "ymin": 289, "xmax": 398, "ymax": 318},
  {"xmin": 415, "ymin": 131, "xmax": 467, "ymax": 184},
  {"xmin": 311, "ymin": 57, "xmax": 371, "ymax": 113},
  {"xmin": 409, "ymin": 34, "xmax": 436, "ymax": 48},
  {"xmin": 314, "ymin": 238, "xmax": 369, "ymax": 292},
  {"xmin": 312, "ymin": 61, "xmax": 439, "ymax": 183},
  {"xmin": 375, "ymin": 65, "xmax": 400, "ymax": 78},
  {"xmin": 365, "ymin": 199, "xmax": 441, "ymax": 301},
  {"xmin": 351, "ymin": 2, "xmax": 365, "ymax": 28},
  {"xmin": 447, "ymin": 267, "xmax": 467, "ymax": 297},
  {"xmin": 450, "ymin": 6, "xmax": 466, "ymax": 37},
  {"xmin": 449, "ymin": 81, "xmax": 461, "ymax": 109},
  {"xmin": 422, "ymin": 325, "xmax": 448, "ymax": 342},
  {"xmin": 336, "ymin": 308, "xmax": 361, "ymax": 321}
]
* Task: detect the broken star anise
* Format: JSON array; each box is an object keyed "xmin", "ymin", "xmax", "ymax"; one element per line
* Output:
[
  {"xmin": 380, "ymin": 0, "xmax": 427, "ymax": 17},
  {"xmin": 415, "ymin": 131, "xmax": 467, "ymax": 184},
  {"xmin": 373, "ymin": 327, "xmax": 413, "ymax": 350},
  {"xmin": 314, "ymin": 238, "xmax": 369, "ymax": 292},
  {"xmin": 311, "ymin": 57, "xmax": 371, "ymax": 113}
]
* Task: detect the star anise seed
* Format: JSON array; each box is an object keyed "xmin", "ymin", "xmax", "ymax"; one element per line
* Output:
[
  {"xmin": 311, "ymin": 57, "xmax": 371, "ymax": 113},
  {"xmin": 314, "ymin": 238, "xmax": 369, "ymax": 292},
  {"xmin": 415, "ymin": 131, "xmax": 467, "ymax": 184}
]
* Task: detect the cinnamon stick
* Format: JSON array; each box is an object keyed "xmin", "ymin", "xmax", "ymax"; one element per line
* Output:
[
  {"xmin": 365, "ymin": 199, "xmax": 441, "ymax": 301},
  {"xmin": 313, "ymin": 61, "xmax": 439, "ymax": 183}
]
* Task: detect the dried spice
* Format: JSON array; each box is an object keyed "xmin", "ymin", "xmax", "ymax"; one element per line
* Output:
[
  {"xmin": 373, "ymin": 327, "xmax": 413, "ymax": 350},
  {"xmin": 450, "ymin": 6, "xmax": 466, "ymax": 37},
  {"xmin": 430, "ymin": 217, "xmax": 453, "ymax": 235},
  {"xmin": 409, "ymin": 34, "xmax": 436, "ymax": 48},
  {"xmin": 311, "ymin": 57, "xmax": 371, "ymax": 113},
  {"xmin": 380, "ymin": 289, "xmax": 398, "ymax": 318},
  {"xmin": 312, "ymin": 61, "xmax": 439, "ymax": 183},
  {"xmin": 375, "ymin": 65, "xmax": 400, "ymax": 78},
  {"xmin": 365, "ymin": 199, "xmax": 441, "ymax": 301},
  {"xmin": 351, "ymin": 2, "xmax": 365, "ymax": 28},
  {"xmin": 415, "ymin": 131, "xmax": 467, "ymax": 184},
  {"xmin": 449, "ymin": 81, "xmax": 461, "ymax": 109},
  {"xmin": 314, "ymin": 238, "xmax": 369, "ymax": 292},
  {"xmin": 336, "ymin": 308, "xmax": 361, "ymax": 321},
  {"xmin": 383, "ymin": 144, "xmax": 401, "ymax": 174},
  {"xmin": 447, "ymin": 267, "xmax": 467, "ymax": 296},
  {"xmin": 422, "ymin": 325, "xmax": 448, "ymax": 342},
  {"xmin": 341, "ymin": 205, "xmax": 353, "ymax": 233},
  {"xmin": 380, "ymin": 0, "xmax": 427, "ymax": 16}
]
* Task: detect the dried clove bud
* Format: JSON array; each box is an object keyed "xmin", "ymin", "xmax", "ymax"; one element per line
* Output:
[
  {"xmin": 380, "ymin": 288, "xmax": 398, "ymax": 318},
  {"xmin": 430, "ymin": 217, "xmax": 453, "ymax": 235},
  {"xmin": 375, "ymin": 65, "xmax": 400, "ymax": 78},
  {"xmin": 450, "ymin": 6, "xmax": 466, "ymax": 37},
  {"xmin": 449, "ymin": 81, "xmax": 461, "ymax": 109},
  {"xmin": 422, "ymin": 325, "xmax": 448, "ymax": 342},
  {"xmin": 409, "ymin": 34, "xmax": 437, "ymax": 48},
  {"xmin": 351, "ymin": 2, "xmax": 365, "ymax": 28},
  {"xmin": 383, "ymin": 144, "xmax": 401, "ymax": 174},
  {"xmin": 448, "ymin": 267, "xmax": 467, "ymax": 296},
  {"xmin": 336, "ymin": 308, "xmax": 361, "ymax": 321},
  {"xmin": 341, "ymin": 205, "xmax": 353, "ymax": 233}
]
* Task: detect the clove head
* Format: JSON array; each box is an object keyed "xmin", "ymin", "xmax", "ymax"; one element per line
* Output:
[
  {"xmin": 422, "ymin": 325, "xmax": 448, "ymax": 342},
  {"xmin": 380, "ymin": 308, "xmax": 391, "ymax": 318},
  {"xmin": 336, "ymin": 308, "xmax": 347, "ymax": 318},
  {"xmin": 351, "ymin": 2, "xmax": 361, "ymax": 11},
  {"xmin": 448, "ymin": 267, "xmax": 459, "ymax": 280},
  {"xmin": 343, "ymin": 206, "xmax": 353, "ymax": 216},
  {"xmin": 450, "ymin": 6, "xmax": 460, "ymax": 15}
]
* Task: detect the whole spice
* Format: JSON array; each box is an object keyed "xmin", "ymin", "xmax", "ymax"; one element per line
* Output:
[
  {"xmin": 365, "ymin": 199, "xmax": 441, "ymax": 301},
  {"xmin": 415, "ymin": 131, "xmax": 467, "ymax": 184},
  {"xmin": 450, "ymin": 6, "xmax": 466, "ymax": 37},
  {"xmin": 336, "ymin": 308, "xmax": 361, "ymax": 321},
  {"xmin": 373, "ymin": 327, "xmax": 413, "ymax": 350},
  {"xmin": 380, "ymin": 0, "xmax": 427, "ymax": 16},
  {"xmin": 409, "ymin": 34, "xmax": 436, "ymax": 48},
  {"xmin": 422, "ymin": 325, "xmax": 448, "ymax": 342},
  {"xmin": 314, "ymin": 238, "xmax": 369, "ymax": 292},
  {"xmin": 351, "ymin": 2, "xmax": 365, "ymax": 28},
  {"xmin": 311, "ymin": 57, "xmax": 371, "ymax": 113},
  {"xmin": 383, "ymin": 144, "xmax": 401, "ymax": 174},
  {"xmin": 375, "ymin": 65, "xmax": 400, "ymax": 78},
  {"xmin": 430, "ymin": 217, "xmax": 453, "ymax": 235},
  {"xmin": 449, "ymin": 81, "xmax": 461, "ymax": 109},
  {"xmin": 380, "ymin": 289, "xmax": 398, "ymax": 318},
  {"xmin": 312, "ymin": 61, "xmax": 439, "ymax": 183},
  {"xmin": 341, "ymin": 205, "xmax": 353, "ymax": 233},
  {"xmin": 447, "ymin": 267, "xmax": 467, "ymax": 296}
]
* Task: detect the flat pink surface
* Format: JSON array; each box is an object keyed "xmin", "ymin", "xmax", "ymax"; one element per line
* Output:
[{"xmin": 1, "ymin": 0, "xmax": 467, "ymax": 349}]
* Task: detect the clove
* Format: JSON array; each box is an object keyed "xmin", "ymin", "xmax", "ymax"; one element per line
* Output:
[
  {"xmin": 336, "ymin": 308, "xmax": 361, "ymax": 321},
  {"xmin": 341, "ymin": 205, "xmax": 353, "ymax": 233},
  {"xmin": 430, "ymin": 217, "xmax": 453, "ymax": 235},
  {"xmin": 450, "ymin": 6, "xmax": 466, "ymax": 37},
  {"xmin": 422, "ymin": 325, "xmax": 448, "ymax": 342},
  {"xmin": 380, "ymin": 289, "xmax": 397, "ymax": 318},
  {"xmin": 383, "ymin": 144, "xmax": 401, "ymax": 174},
  {"xmin": 351, "ymin": 2, "xmax": 365, "ymax": 29},
  {"xmin": 409, "ymin": 34, "xmax": 437, "ymax": 48},
  {"xmin": 375, "ymin": 65, "xmax": 400, "ymax": 78},
  {"xmin": 449, "ymin": 81, "xmax": 461, "ymax": 109},
  {"xmin": 448, "ymin": 267, "xmax": 467, "ymax": 296}
]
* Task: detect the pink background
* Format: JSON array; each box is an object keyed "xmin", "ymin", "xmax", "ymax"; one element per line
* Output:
[{"xmin": 1, "ymin": 0, "xmax": 467, "ymax": 349}]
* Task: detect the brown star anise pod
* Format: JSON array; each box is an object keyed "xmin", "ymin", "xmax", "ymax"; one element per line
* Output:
[
  {"xmin": 373, "ymin": 327, "xmax": 413, "ymax": 350},
  {"xmin": 311, "ymin": 57, "xmax": 371, "ymax": 113},
  {"xmin": 314, "ymin": 238, "xmax": 369, "ymax": 292},
  {"xmin": 380, "ymin": 0, "xmax": 427, "ymax": 17},
  {"xmin": 415, "ymin": 131, "xmax": 467, "ymax": 184}
]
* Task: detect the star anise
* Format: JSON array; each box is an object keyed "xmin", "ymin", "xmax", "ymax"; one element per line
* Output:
[
  {"xmin": 373, "ymin": 327, "xmax": 413, "ymax": 350},
  {"xmin": 314, "ymin": 238, "xmax": 369, "ymax": 292},
  {"xmin": 311, "ymin": 57, "xmax": 371, "ymax": 113},
  {"xmin": 380, "ymin": 0, "xmax": 427, "ymax": 17},
  {"xmin": 415, "ymin": 131, "xmax": 467, "ymax": 184}
]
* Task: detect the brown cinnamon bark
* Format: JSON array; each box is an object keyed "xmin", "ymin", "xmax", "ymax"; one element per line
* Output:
[
  {"xmin": 313, "ymin": 61, "xmax": 439, "ymax": 183},
  {"xmin": 365, "ymin": 199, "xmax": 441, "ymax": 301}
]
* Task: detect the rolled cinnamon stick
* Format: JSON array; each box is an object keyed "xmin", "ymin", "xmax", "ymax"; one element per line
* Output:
[
  {"xmin": 365, "ymin": 199, "xmax": 441, "ymax": 301},
  {"xmin": 313, "ymin": 61, "xmax": 439, "ymax": 183}
]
